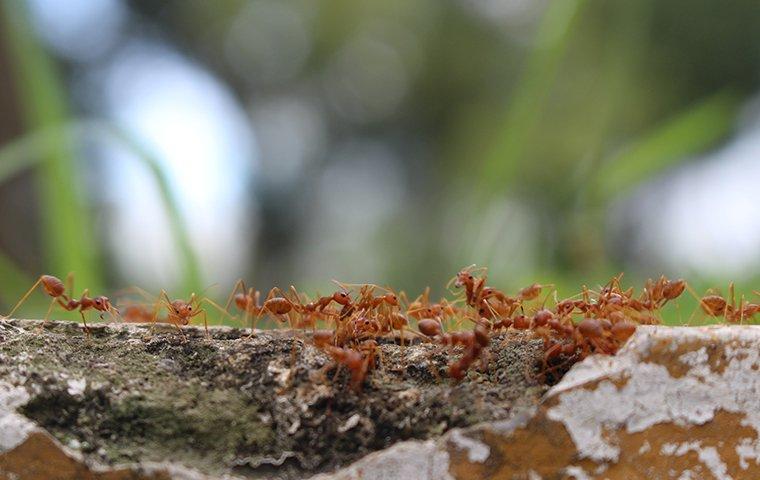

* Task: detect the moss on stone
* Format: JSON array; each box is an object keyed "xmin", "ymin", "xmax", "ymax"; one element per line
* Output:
[{"xmin": 0, "ymin": 319, "xmax": 548, "ymax": 479}]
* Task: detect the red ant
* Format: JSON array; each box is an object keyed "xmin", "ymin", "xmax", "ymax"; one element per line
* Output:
[
  {"xmin": 318, "ymin": 340, "xmax": 378, "ymax": 391},
  {"xmin": 121, "ymin": 303, "xmax": 158, "ymax": 323},
  {"xmin": 151, "ymin": 290, "xmax": 229, "ymax": 340},
  {"xmin": 4, "ymin": 274, "xmax": 117, "ymax": 335},
  {"xmin": 697, "ymin": 284, "xmax": 760, "ymax": 324},
  {"xmin": 449, "ymin": 265, "xmax": 487, "ymax": 307},
  {"xmin": 224, "ymin": 280, "xmax": 264, "ymax": 331},
  {"xmin": 448, "ymin": 325, "xmax": 490, "ymax": 381},
  {"xmin": 258, "ymin": 286, "xmax": 349, "ymax": 326}
]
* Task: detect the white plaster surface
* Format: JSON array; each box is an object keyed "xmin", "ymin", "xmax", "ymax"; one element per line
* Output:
[
  {"xmin": 0, "ymin": 381, "xmax": 37, "ymax": 452},
  {"xmin": 546, "ymin": 325, "xmax": 760, "ymax": 478}
]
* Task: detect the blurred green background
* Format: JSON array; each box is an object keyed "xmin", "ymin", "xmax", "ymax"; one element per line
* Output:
[{"xmin": 1, "ymin": 0, "xmax": 760, "ymax": 324}]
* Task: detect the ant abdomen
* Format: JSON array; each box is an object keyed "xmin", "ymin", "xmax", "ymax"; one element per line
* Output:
[
  {"xmin": 41, "ymin": 275, "xmax": 66, "ymax": 298},
  {"xmin": 417, "ymin": 319, "xmax": 442, "ymax": 337}
]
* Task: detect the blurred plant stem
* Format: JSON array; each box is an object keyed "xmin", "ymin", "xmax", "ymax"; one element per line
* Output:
[
  {"xmin": 480, "ymin": 0, "xmax": 587, "ymax": 191},
  {"xmin": 0, "ymin": 120, "xmax": 203, "ymax": 295},
  {"xmin": 1, "ymin": 1, "xmax": 101, "ymax": 290},
  {"xmin": 593, "ymin": 90, "xmax": 742, "ymax": 201}
]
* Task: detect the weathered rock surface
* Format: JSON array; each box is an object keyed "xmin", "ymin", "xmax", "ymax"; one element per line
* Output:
[
  {"xmin": 0, "ymin": 319, "xmax": 545, "ymax": 480},
  {"xmin": 316, "ymin": 325, "xmax": 760, "ymax": 480},
  {"xmin": 4, "ymin": 320, "xmax": 757, "ymax": 479}
]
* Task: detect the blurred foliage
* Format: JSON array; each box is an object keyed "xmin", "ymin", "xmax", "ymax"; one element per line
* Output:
[
  {"xmin": 1, "ymin": 0, "xmax": 760, "ymax": 323},
  {"xmin": 0, "ymin": 120, "xmax": 202, "ymax": 297},
  {"xmin": 1, "ymin": 0, "xmax": 101, "ymax": 292}
]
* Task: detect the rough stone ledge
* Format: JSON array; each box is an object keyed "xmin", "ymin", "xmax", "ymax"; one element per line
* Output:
[
  {"xmin": 3, "ymin": 322, "xmax": 759, "ymax": 479},
  {"xmin": 315, "ymin": 325, "xmax": 760, "ymax": 480},
  {"xmin": 0, "ymin": 323, "xmax": 245, "ymax": 480},
  {"xmin": 0, "ymin": 319, "xmax": 543, "ymax": 480}
]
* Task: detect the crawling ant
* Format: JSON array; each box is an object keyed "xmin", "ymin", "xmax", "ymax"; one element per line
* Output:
[
  {"xmin": 224, "ymin": 280, "xmax": 264, "ymax": 331},
  {"xmin": 258, "ymin": 286, "xmax": 348, "ymax": 327},
  {"xmin": 66, "ymin": 290, "xmax": 117, "ymax": 334},
  {"xmin": 449, "ymin": 265, "xmax": 487, "ymax": 307},
  {"xmin": 697, "ymin": 284, "xmax": 760, "ymax": 324},
  {"xmin": 448, "ymin": 324, "xmax": 490, "ymax": 381},
  {"xmin": 151, "ymin": 290, "xmax": 229, "ymax": 339},
  {"xmin": 121, "ymin": 303, "xmax": 158, "ymax": 323},
  {"xmin": 4, "ymin": 274, "xmax": 117, "ymax": 335},
  {"xmin": 315, "ymin": 337, "xmax": 379, "ymax": 391}
]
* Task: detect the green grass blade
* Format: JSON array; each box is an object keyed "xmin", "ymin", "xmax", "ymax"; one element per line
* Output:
[
  {"xmin": 0, "ymin": 121, "xmax": 203, "ymax": 295},
  {"xmin": 98, "ymin": 123, "xmax": 203, "ymax": 294},
  {"xmin": 594, "ymin": 90, "xmax": 742, "ymax": 201},
  {"xmin": 1, "ymin": 1, "xmax": 101, "ymax": 290},
  {"xmin": 480, "ymin": 0, "xmax": 588, "ymax": 191}
]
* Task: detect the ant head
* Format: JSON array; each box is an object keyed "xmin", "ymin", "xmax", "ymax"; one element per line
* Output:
[
  {"xmin": 171, "ymin": 300, "xmax": 193, "ymax": 318},
  {"xmin": 360, "ymin": 317, "xmax": 378, "ymax": 333},
  {"xmin": 454, "ymin": 271, "xmax": 474, "ymax": 288},
  {"xmin": 384, "ymin": 293, "xmax": 399, "ymax": 306},
  {"xmin": 92, "ymin": 296, "xmax": 112, "ymax": 312},
  {"xmin": 333, "ymin": 291, "xmax": 351, "ymax": 305}
]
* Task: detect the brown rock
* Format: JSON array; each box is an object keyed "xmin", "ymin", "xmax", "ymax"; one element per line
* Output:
[{"xmin": 317, "ymin": 325, "xmax": 760, "ymax": 479}]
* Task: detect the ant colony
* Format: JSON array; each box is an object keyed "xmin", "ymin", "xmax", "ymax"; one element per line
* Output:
[{"xmin": 4, "ymin": 265, "xmax": 743, "ymax": 391}]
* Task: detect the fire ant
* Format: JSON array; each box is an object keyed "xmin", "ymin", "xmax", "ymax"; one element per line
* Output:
[
  {"xmin": 224, "ymin": 280, "xmax": 264, "ymax": 331},
  {"xmin": 317, "ymin": 340, "xmax": 378, "ymax": 391},
  {"xmin": 121, "ymin": 303, "xmax": 158, "ymax": 323},
  {"xmin": 448, "ymin": 265, "xmax": 487, "ymax": 307},
  {"xmin": 4, "ymin": 274, "xmax": 117, "ymax": 335},
  {"xmin": 697, "ymin": 284, "xmax": 760, "ymax": 324},
  {"xmin": 447, "ymin": 324, "xmax": 490, "ymax": 381},
  {"xmin": 332, "ymin": 282, "xmax": 396, "ymax": 310},
  {"xmin": 259, "ymin": 286, "xmax": 348, "ymax": 327},
  {"xmin": 151, "ymin": 290, "xmax": 230, "ymax": 340}
]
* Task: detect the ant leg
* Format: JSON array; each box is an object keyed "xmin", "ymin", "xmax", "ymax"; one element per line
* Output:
[
  {"xmin": 682, "ymin": 283, "xmax": 706, "ymax": 327},
  {"xmin": 37, "ymin": 298, "xmax": 57, "ymax": 331},
  {"xmin": 169, "ymin": 318, "xmax": 187, "ymax": 341},
  {"xmin": 188, "ymin": 306, "xmax": 210, "ymax": 338},
  {"xmin": 6, "ymin": 276, "xmax": 43, "ymax": 319},
  {"xmin": 199, "ymin": 297, "xmax": 234, "ymax": 327},
  {"xmin": 107, "ymin": 305, "xmax": 121, "ymax": 323},
  {"xmin": 150, "ymin": 290, "xmax": 170, "ymax": 336},
  {"xmin": 374, "ymin": 345, "xmax": 385, "ymax": 372},
  {"xmin": 243, "ymin": 307, "xmax": 259, "ymax": 339},
  {"xmin": 223, "ymin": 279, "xmax": 245, "ymax": 313},
  {"xmin": 79, "ymin": 311, "xmax": 91, "ymax": 339},
  {"xmin": 201, "ymin": 310, "xmax": 209, "ymax": 338},
  {"xmin": 241, "ymin": 302, "xmax": 251, "ymax": 335},
  {"xmin": 331, "ymin": 363, "xmax": 343, "ymax": 382}
]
